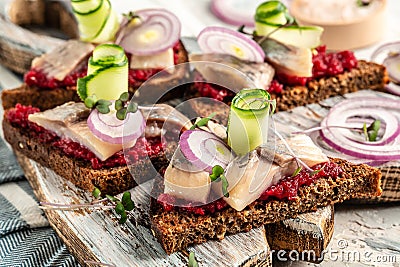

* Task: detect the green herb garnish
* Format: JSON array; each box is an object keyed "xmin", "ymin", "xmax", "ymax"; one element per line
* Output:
[
  {"xmin": 84, "ymin": 92, "xmax": 139, "ymax": 120},
  {"xmin": 92, "ymin": 187, "xmax": 101, "ymax": 199},
  {"xmin": 363, "ymin": 119, "xmax": 381, "ymax": 142},
  {"xmin": 291, "ymin": 167, "xmax": 302, "ymax": 177},
  {"xmin": 188, "ymin": 251, "xmax": 199, "ymax": 267},
  {"xmin": 210, "ymin": 165, "xmax": 230, "ymax": 198},
  {"xmin": 40, "ymin": 190, "xmax": 135, "ymax": 224},
  {"xmin": 106, "ymin": 192, "xmax": 135, "ymax": 224},
  {"xmin": 190, "ymin": 113, "xmax": 216, "ymax": 130},
  {"xmin": 357, "ymin": 0, "xmax": 372, "ymax": 7}
]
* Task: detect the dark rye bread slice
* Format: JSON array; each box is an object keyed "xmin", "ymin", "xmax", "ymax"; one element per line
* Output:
[
  {"xmin": 3, "ymin": 113, "xmax": 175, "ymax": 196},
  {"xmin": 1, "ymin": 41, "xmax": 189, "ymax": 111},
  {"xmin": 188, "ymin": 60, "xmax": 389, "ymax": 124},
  {"xmin": 150, "ymin": 158, "xmax": 382, "ymax": 255}
]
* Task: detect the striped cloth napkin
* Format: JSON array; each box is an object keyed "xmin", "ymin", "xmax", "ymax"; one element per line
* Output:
[{"xmin": 0, "ymin": 84, "xmax": 80, "ymax": 266}]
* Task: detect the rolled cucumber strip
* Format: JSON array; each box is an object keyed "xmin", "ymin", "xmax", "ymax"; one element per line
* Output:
[
  {"xmin": 71, "ymin": 0, "xmax": 119, "ymax": 43},
  {"xmin": 78, "ymin": 44, "xmax": 128, "ymax": 101},
  {"xmin": 254, "ymin": 1, "xmax": 323, "ymax": 48},
  {"xmin": 227, "ymin": 89, "xmax": 275, "ymax": 155}
]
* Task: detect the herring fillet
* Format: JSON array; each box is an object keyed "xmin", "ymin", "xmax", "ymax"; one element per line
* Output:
[
  {"xmin": 259, "ymin": 38, "xmax": 312, "ymax": 77},
  {"xmin": 224, "ymin": 135, "xmax": 328, "ymax": 211},
  {"xmin": 190, "ymin": 53, "xmax": 275, "ymax": 91}
]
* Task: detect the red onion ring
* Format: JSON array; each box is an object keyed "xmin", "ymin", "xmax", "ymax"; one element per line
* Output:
[
  {"xmin": 87, "ymin": 108, "xmax": 145, "ymax": 144},
  {"xmin": 197, "ymin": 26, "xmax": 265, "ymax": 63},
  {"xmin": 385, "ymin": 83, "xmax": 400, "ymax": 96},
  {"xmin": 319, "ymin": 97, "xmax": 400, "ymax": 161},
  {"xmin": 116, "ymin": 8, "xmax": 181, "ymax": 56},
  {"xmin": 308, "ymin": 131, "xmax": 388, "ymax": 167},
  {"xmin": 180, "ymin": 130, "xmax": 234, "ymax": 173},
  {"xmin": 371, "ymin": 41, "xmax": 400, "ymax": 95},
  {"xmin": 210, "ymin": 0, "xmax": 259, "ymax": 27}
]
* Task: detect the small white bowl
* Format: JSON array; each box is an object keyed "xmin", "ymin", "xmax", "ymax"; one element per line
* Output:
[{"xmin": 290, "ymin": 0, "xmax": 387, "ymax": 51}]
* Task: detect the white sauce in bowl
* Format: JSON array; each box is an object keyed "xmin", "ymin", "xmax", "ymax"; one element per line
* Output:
[{"xmin": 293, "ymin": 0, "xmax": 383, "ymax": 23}]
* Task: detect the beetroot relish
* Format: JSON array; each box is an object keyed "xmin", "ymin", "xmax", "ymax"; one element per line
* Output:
[
  {"xmin": 24, "ymin": 42, "xmax": 182, "ymax": 89},
  {"xmin": 157, "ymin": 193, "xmax": 228, "ymax": 215},
  {"xmin": 193, "ymin": 72, "xmax": 234, "ymax": 101},
  {"xmin": 25, "ymin": 65, "xmax": 88, "ymax": 89},
  {"xmin": 274, "ymin": 46, "xmax": 358, "ymax": 87},
  {"xmin": 259, "ymin": 161, "xmax": 343, "ymax": 201},
  {"xmin": 195, "ymin": 46, "xmax": 359, "ymax": 97},
  {"xmin": 158, "ymin": 161, "xmax": 343, "ymax": 215},
  {"xmin": 7, "ymin": 104, "xmax": 164, "ymax": 170}
]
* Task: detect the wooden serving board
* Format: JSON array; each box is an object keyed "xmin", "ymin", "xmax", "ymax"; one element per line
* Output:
[{"xmin": 17, "ymin": 152, "xmax": 273, "ymax": 267}]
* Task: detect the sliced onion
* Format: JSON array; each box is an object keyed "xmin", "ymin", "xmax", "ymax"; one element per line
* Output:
[
  {"xmin": 386, "ymin": 83, "xmax": 400, "ymax": 96},
  {"xmin": 87, "ymin": 107, "xmax": 145, "ymax": 144},
  {"xmin": 210, "ymin": 0, "xmax": 262, "ymax": 27},
  {"xmin": 308, "ymin": 131, "xmax": 388, "ymax": 167},
  {"xmin": 371, "ymin": 42, "xmax": 400, "ymax": 95},
  {"xmin": 116, "ymin": 8, "xmax": 181, "ymax": 56},
  {"xmin": 197, "ymin": 26, "xmax": 265, "ymax": 63},
  {"xmin": 179, "ymin": 130, "xmax": 235, "ymax": 173},
  {"xmin": 319, "ymin": 97, "xmax": 400, "ymax": 161}
]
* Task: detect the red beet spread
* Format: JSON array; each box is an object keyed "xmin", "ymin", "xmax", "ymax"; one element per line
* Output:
[
  {"xmin": 195, "ymin": 46, "xmax": 358, "ymax": 96},
  {"xmin": 7, "ymin": 104, "xmax": 164, "ymax": 170},
  {"xmin": 157, "ymin": 161, "xmax": 343, "ymax": 215},
  {"xmin": 24, "ymin": 42, "xmax": 182, "ymax": 89}
]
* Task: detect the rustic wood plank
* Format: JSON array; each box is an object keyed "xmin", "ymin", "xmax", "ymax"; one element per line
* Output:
[
  {"xmin": 265, "ymin": 205, "xmax": 334, "ymax": 263},
  {"xmin": 16, "ymin": 152, "xmax": 272, "ymax": 267}
]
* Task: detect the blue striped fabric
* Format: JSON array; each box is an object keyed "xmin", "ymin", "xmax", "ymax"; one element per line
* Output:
[{"xmin": 0, "ymin": 108, "xmax": 80, "ymax": 266}]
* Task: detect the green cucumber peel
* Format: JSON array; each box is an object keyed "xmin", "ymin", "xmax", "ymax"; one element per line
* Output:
[
  {"xmin": 91, "ymin": 44, "xmax": 125, "ymax": 63},
  {"xmin": 227, "ymin": 89, "xmax": 275, "ymax": 155},
  {"xmin": 254, "ymin": 0, "xmax": 323, "ymax": 48},
  {"xmin": 72, "ymin": 0, "xmax": 103, "ymax": 15},
  {"xmin": 230, "ymin": 89, "xmax": 275, "ymax": 117},
  {"xmin": 73, "ymin": 0, "xmax": 116, "ymax": 42},
  {"xmin": 190, "ymin": 112, "xmax": 217, "ymax": 130}
]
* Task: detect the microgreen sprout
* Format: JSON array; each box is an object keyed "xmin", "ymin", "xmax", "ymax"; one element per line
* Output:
[
  {"xmin": 357, "ymin": 0, "xmax": 372, "ymax": 7},
  {"xmin": 210, "ymin": 165, "xmax": 229, "ymax": 197},
  {"xmin": 190, "ymin": 113, "xmax": 216, "ymax": 130},
  {"xmin": 188, "ymin": 251, "xmax": 199, "ymax": 267},
  {"xmin": 83, "ymin": 92, "xmax": 140, "ymax": 120},
  {"xmin": 292, "ymin": 119, "xmax": 381, "ymax": 142},
  {"xmin": 363, "ymin": 119, "xmax": 381, "ymax": 141},
  {"xmin": 291, "ymin": 167, "xmax": 302, "ymax": 177},
  {"xmin": 39, "ymin": 188, "xmax": 135, "ymax": 224},
  {"xmin": 123, "ymin": 11, "xmax": 140, "ymax": 21},
  {"xmin": 92, "ymin": 187, "xmax": 101, "ymax": 199}
]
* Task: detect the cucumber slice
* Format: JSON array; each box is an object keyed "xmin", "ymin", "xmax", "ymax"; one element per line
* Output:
[
  {"xmin": 255, "ymin": 1, "xmax": 288, "ymax": 25},
  {"xmin": 90, "ymin": 9, "xmax": 119, "ymax": 43},
  {"xmin": 72, "ymin": 0, "xmax": 118, "ymax": 43},
  {"xmin": 78, "ymin": 64, "xmax": 128, "ymax": 101},
  {"xmin": 254, "ymin": 0, "xmax": 323, "ymax": 48},
  {"xmin": 91, "ymin": 44, "xmax": 125, "ymax": 65},
  {"xmin": 77, "ymin": 44, "xmax": 128, "ymax": 101},
  {"xmin": 227, "ymin": 89, "xmax": 275, "ymax": 155},
  {"xmin": 71, "ymin": 0, "xmax": 103, "ymax": 15},
  {"xmin": 255, "ymin": 23, "xmax": 323, "ymax": 48}
]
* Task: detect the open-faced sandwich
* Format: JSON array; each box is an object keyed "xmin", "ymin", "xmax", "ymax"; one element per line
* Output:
[
  {"xmin": 1, "ymin": 2, "xmax": 189, "ymax": 111},
  {"xmin": 3, "ymin": 43, "xmax": 190, "ymax": 195},
  {"xmin": 188, "ymin": 1, "xmax": 389, "ymax": 123},
  {"xmin": 150, "ymin": 88, "xmax": 382, "ymax": 254}
]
